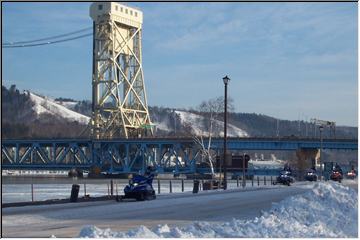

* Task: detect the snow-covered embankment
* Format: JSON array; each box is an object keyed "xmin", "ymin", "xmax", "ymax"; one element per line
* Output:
[
  {"xmin": 79, "ymin": 182, "xmax": 358, "ymax": 238},
  {"xmin": 27, "ymin": 91, "xmax": 90, "ymax": 124}
]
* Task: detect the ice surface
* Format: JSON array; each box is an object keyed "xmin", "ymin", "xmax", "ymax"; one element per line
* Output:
[{"xmin": 78, "ymin": 182, "xmax": 358, "ymax": 238}]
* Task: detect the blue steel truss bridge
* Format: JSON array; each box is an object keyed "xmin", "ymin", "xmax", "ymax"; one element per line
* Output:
[{"xmin": 1, "ymin": 137, "xmax": 357, "ymax": 174}]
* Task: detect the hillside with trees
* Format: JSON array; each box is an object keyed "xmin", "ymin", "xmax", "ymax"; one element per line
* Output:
[{"xmin": 1, "ymin": 85, "xmax": 357, "ymax": 140}]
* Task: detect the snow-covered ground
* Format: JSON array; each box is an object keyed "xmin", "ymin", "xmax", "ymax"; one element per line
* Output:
[
  {"xmin": 27, "ymin": 91, "xmax": 90, "ymax": 124},
  {"xmin": 25, "ymin": 91, "xmax": 249, "ymax": 137},
  {"xmin": 176, "ymin": 110, "xmax": 248, "ymax": 137},
  {"xmin": 54, "ymin": 100, "xmax": 78, "ymax": 110},
  {"xmin": 2, "ymin": 181, "xmax": 357, "ymax": 238},
  {"xmin": 155, "ymin": 110, "xmax": 248, "ymax": 137},
  {"xmin": 79, "ymin": 182, "xmax": 357, "ymax": 238}
]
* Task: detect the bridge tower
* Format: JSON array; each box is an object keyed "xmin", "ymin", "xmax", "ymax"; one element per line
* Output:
[{"xmin": 90, "ymin": 2, "xmax": 152, "ymax": 139}]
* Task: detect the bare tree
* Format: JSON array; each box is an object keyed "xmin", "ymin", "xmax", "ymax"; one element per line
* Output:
[{"xmin": 192, "ymin": 96, "xmax": 235, "ymax": 175}]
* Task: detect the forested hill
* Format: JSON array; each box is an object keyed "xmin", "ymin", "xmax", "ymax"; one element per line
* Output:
[{"xmin": 2, "ymin": 85, "xmax": 357, "ymax": 139}]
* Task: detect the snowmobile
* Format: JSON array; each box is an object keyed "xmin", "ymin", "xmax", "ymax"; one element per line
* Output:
[
  {"xmin": 345, "ymin": 170, "xmax": 357, "ymax": 180},
  {"xmin": 330, "ymin": 164, "xmax": 343, "ymax": 183},
  {"xmin": 123, "ymin": 172, "xmax": 156, "ymax": 201},
  {"xmin": 304, "ymin": 169, "xmax": 318, "ymax": 181},
  {"xmin": 274, "ymin": 170, "xmax": 295, "ymax": 186},
  {"xmin": 330, "ymin": 170, "xmax": 343, "ymax": 183}
]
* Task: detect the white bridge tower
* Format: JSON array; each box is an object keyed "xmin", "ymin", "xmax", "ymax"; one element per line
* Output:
[{"xmin": 90, "ymin": 2, "xmax": 152, "ymax": 139}]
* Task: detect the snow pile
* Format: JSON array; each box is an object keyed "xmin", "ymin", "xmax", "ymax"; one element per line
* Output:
[
  {"xmin": 79, "ymin": 182, "xmax": 357, "ymax": 238},
  {"xmin": 27, "ymin": 91, "xmax": 90, "ymax": 124},
  {"xmin": 174, "ymin": 110, "xmax": 248, "ymax": 137}
]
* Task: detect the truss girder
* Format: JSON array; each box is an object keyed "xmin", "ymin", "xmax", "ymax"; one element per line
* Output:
[
  {"xmin": 2, "ymin": 142, "xmax": 92, "ymax": 168},
  {"xmin": 91, "ymin": 142, "xmax": 198, "ymax": 174},
  {"xmin": 91, "ymin": 16, "xmax": 152, "ymax": 139},
  {"xmin": 2, "ymin": 140, "xmax": 202, "ymax": 173},
  {"xmin": 2, "ymin": 138, "xmax": 356, "ymax": 172}
]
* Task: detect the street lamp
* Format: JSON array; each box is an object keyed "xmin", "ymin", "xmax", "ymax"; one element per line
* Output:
[
  {"xmin": 319, "ymin": 125, "xmax": 324, "ymax": 181},
  {"xmin": 223, "ymin": 75, "xmax": 230, "ymax": 190}
]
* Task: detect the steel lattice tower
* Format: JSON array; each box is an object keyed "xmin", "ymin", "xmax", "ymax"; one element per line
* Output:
[{"xmin": 90, "ymin": 2, "xmax": 152, "ymax": 139}]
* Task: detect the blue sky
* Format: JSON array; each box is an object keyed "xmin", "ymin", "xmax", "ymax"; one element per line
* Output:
[{"xmin": 2, "ymin": 2, "xmax": 358, "ymax": 126}]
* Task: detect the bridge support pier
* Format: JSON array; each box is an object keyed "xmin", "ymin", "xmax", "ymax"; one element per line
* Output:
[{"xmin": 296, "ymin": 148, "xmax": 320, "ymax": 180}]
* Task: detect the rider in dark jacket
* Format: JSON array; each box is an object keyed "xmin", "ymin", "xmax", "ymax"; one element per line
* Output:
[
  {"xmin": 283, "ymin": 164, "xmax": 292, "ymax": 175},
  {"xmin": 334, "ymin": 163, "xmax": 343, "ymax": 174},
  {"xmin": 144, "ymin": 166, "xmax": 155, "ymax": 179}
]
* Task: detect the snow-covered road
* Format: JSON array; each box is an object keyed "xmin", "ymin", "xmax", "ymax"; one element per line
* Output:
[{"xmin": 3, "ymin": 183, "xmax": 310, "ymax": 237}]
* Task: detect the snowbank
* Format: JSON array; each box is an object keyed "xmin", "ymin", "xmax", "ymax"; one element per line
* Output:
[{"xmin": 79, "ymin": 182, "xmax": 357, "ymax": 238}]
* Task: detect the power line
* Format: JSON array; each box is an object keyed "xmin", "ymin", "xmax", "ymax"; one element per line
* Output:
[
  {"xmin": 2, "ymin": 33, "xmax": 92, "ymax": 48},
  {"xmin": 3, "ymin": 27, "xmax": 92, "ymax": 45}
]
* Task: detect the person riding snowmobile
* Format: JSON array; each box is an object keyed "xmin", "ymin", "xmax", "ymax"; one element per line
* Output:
[
  {"xmin": 304, "ymin": 167, "xmax": 318, "ymax": 181},
  {"xmin": 283, "ymin": 163, "xmax": 292, "ymax": 174},
  {"xmin": 275, "ymin": 164, "xmax": 294, "ymax": 186},
  {"xmin": 330, "ymin": 163, "xmax": 343, "ymax": 183},
  {"xmin": 333, "ymin": 163, "xmax": 343, "ymax": 174},
  {"xmin": 123, "ymin": 166, "xmax": 156, "ymax": 201},
  {"xmin": 144, "ymin": 166, "xmax": 155, "ymax": 178}
]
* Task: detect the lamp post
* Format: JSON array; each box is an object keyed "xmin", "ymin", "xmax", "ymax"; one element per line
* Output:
[
  {"xmin": 319, "ymin": 125, "xmax": 324, "ymax": 181},
  {"xmin": 223, "ymin": 75, "xmax": 230, "ymax": 190}
]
